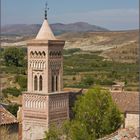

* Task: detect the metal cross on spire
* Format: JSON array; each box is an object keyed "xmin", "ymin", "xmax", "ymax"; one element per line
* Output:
[{"xmin": 45, "ymin": 1, "xmax": 49, "ymax": 19}]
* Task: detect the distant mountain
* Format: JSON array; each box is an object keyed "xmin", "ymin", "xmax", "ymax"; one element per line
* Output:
[
  {"xmin": 1, "ymin": 22, "xmax": 109, "ymax": 36},
  {"xmin": 51, "ymin": 22, "xmax": 109, "ymax": 34},
  {"xmin": 1, "ymin": 24, "xmax": 41, "ymax": 36}
]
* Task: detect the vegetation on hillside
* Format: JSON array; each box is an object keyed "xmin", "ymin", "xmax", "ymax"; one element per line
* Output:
[
  {"xmin": 0, "ymin": 47, "xmax": 138, "ymax": 115},
  {"xmin": 0, "ymin": 47, "xmax": 27, "ymax": 115},
  {"xmin": 63, "ymin": 49, "xmax": 138, "ymax": 90},
  {"xmin": 0, "ymin": 47, "xmax": 139, "ymax": 97},
  {"xmin": 2, "ymin": 87, "xmax": 21, "ymax": 98},
  {"xmin": 44, "ymin": 87, "xmax": 123, "ymax": 140},
  {"xmin": 3, "ymin": 47, "xmax": 26, "ymax": 67}
]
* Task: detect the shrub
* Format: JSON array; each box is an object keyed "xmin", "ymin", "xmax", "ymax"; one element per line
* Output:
[
  {"xmin": 82, "ymin": 76, "xmax": 94, "ymax": 86},
  {"xmin": 2, "ymin": 87, "xmax": 21, "ymax": 97},
  {"xmin": 7, "ymin": 104, "xmax": 19, "ymax": 117},
  {"xmin": 3, "ymin": 47, "xmax": 26, "ymax": 67},
  {"xmin": 15, "ymin": 75, "xmax": 27, "ymax": 90},
  {"xmin": 72, "ymin": 76, "xmax": 76, "ymax": 81}
]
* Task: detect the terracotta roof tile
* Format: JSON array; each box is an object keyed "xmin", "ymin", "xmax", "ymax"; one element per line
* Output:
[
  {"xmin": 111, "ymin": 91, "xmax": 139, "ymax": 113},
  {"xmin": 0, "ymin": 105, "xmax": 18, "ymax": 125}
]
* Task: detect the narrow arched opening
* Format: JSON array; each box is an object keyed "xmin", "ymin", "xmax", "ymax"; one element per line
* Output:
[
  {"xmin": 56, "ymin": 76, "xmax": 58, "ymax": 91},
  {"xmin": 34, "ymin": 75, "xmax": 38, "ymax": 91},
  {"xmin": 52, "ymin": 76, "xmax": 54, "ymax": 92},
  {"xmin": 39, "ymin": 75, "xmax": 43, "ymax": 91}
]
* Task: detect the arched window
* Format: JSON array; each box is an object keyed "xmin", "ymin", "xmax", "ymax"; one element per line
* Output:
[
  {"xmin": 39, "ymin": 75, "xmax": 43, "ymax": 91},
  {"xmin": 52, "ymin": 76, "xmax": 54, "ymax": 92},
  {"xmin": 56, "ymin": 76, "xmax": 58, "ymax": 91},
  {"xmin": 49, "ymin": 51, "xmax": 52, "ymax": 56},
  {"xmin": 34, "ymin": 75, "xmax": 38, "ymax": 91}
]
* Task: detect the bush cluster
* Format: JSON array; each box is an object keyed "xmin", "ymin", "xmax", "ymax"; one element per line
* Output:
[{"xmin": 2, "ymin": 87, "xmax": 21, "ymax": 97}]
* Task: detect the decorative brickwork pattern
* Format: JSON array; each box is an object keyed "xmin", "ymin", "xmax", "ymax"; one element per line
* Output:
[{"xmin": 22, "ymin": 18, "xmax": 69, "ymax": 140}]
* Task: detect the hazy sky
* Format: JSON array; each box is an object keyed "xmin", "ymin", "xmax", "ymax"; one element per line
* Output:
[{"xmin": 1, "ymin": 0, "xmax": 139, "ymax": 30}]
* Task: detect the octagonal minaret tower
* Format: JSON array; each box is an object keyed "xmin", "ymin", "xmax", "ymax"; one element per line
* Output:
[{"xmin": 22, "ymin": 4, "xmax": 69, "ymax": 140}]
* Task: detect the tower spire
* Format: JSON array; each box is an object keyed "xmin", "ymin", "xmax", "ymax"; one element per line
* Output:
[{"xmin": 45, "ymin": 1, "xmax": 49, "ymax": 20}]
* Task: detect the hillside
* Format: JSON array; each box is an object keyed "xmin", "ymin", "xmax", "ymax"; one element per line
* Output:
[
  {"xmin": 1, "ymin": 22, "xmax": 108, "ymax": 36},
  {"xmin": 100, "ymin": 41, "xmax": 138, "ymax": 63},
  {"xmin": 1, "ymin": 28, "xmax": 138, "ymax": 63},
  {"xmin": 58, "ymin": 30, "xmax": 138, "ymax": 63}
]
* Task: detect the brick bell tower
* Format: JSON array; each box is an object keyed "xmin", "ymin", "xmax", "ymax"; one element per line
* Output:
[{"xmin": 22, "ymin": 4, "xmax": 69, "ymax": 140}]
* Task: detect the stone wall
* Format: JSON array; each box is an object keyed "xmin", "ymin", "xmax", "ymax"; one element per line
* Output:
[
  {"xmin": 22, "ymin": 93, "xmax": 48, "ymax": 140},
  {"xmin": 48, "ymin": 92, "xmax": 69, "ymax": 126},
  {"xmin": 125, "ymin": 112, "xmax": 139, "ymax": 128}
]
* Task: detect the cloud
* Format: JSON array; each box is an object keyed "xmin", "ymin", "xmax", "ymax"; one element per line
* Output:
[{"xmin": 50, "ymin": 8, "xmax": 139, "ymax": 30}]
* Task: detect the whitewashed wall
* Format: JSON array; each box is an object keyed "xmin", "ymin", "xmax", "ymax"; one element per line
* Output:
[{"xmin": 125, "ymin": 113, "xmax": 139, "ymax": 128}]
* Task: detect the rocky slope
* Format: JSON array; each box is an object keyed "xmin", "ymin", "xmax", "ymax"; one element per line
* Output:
[{"xmin": 58, "ymin": 30, "xmax": 138, "ymax": 63}]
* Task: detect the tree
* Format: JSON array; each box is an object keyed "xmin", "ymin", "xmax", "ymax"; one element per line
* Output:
[
  {"xmin": 15, "ymin": 75, "xmax": 27, "ymax": 90},
  {"xmin": 3, "ymin": 47, "xmax": 26, "ymax": 67},
  {"xmin": 44, "ymin": 121, "xmax": 92, "ymax": 140},
  {"xmin": 44, "ymin": 87, "xmax": 123, "ymax": 140},
  {"xmin": 44, "ymin": 124, "xmax": 61, "ymax": 140},
  {"xmin": 82, "ymin": 76, "xmax": 94, "ymax": 86},
  {"xmin": 7, "ymin": 104, "xmax": 19, "ymax": 117},
  {"xmin": 73, "ymin": 87, "xmax": 123, "ymax": 139},
  {"xmin": 63, "ymin": 121, "xmax": 92, "ymax": 140},
  {"xmin": 2, "ymin": 87, "xmax": 21, "ymax": 97}
]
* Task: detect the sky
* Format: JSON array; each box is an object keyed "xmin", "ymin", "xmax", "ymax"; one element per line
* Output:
[{"xmin": 1, "ymin": 0, "xmax": 139, "ymax": 30}]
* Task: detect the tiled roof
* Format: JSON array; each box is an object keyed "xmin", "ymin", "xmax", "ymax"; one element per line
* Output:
[
  {"xmin": 99, "ymin": 127, "xmax": 139, "ymax": 140},
  {"xmin": 68, "ymin": 89, "xmax": 139, "ymax": 113},
  {"xmin": 111, "ymin": 91, "xmax": 139, "ymax": 113},
  {"xmin": 0, "ymin": 105, "xmax": 18, "ymax": 125}
]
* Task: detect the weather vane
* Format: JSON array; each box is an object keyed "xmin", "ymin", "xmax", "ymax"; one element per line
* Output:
[{"xmin": 45, "ymin": 1, "xmax": 49, "ymax": 19}]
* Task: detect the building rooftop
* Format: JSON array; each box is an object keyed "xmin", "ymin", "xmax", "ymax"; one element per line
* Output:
[
  {"xmin": 99, "ymin": 127, "xmax": 139, "ymax": 140},
  {"xmin": 35, "ymin": 19, "xmax": 56, "ymax": 40},
  {"xmin": 67, "ymin": 88, "xmax": 139, "ymax": 113},
  {"xmin": 111, "ymin": 91, "xmax": 139, "ymax": 113},
  {"xmin": 0, "ymin": 105, "xmax": 18, "ymax": 125}
]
